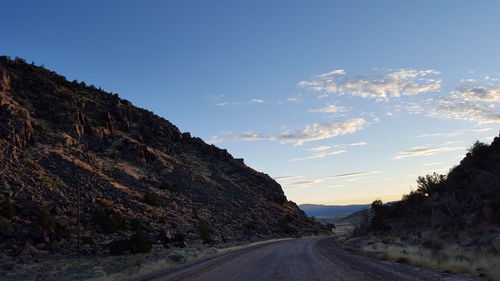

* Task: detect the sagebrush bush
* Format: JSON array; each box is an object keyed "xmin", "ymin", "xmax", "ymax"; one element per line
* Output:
[
  {"xmin": 143, "ymin": 191, "xmax": 161, "ymax": 206},
  {"xmin": 130, "ymin": 230, "xmax": 152, "ymax": 254},
  {"xmin": 92, "ymin": 207, "xmax": 126, "ymax": 233},
  {"xmin": 173, "ymin": 231, "xmax": 186, "ymax": 242},
  {"xmin": 0, "ymin": 217, "xmax": 9, "ymax": 232},
  {"xmin": 0, "ymin": 199, "xmax": 15, "ymax": 219},
  {"xmin": 160, "ymin": 180, "xmax": 175, "ymax": 191},
  {"xmin": 198, "ymin": 220, "xmax": 212, "ymax": 243},
  {"xmin": 37, "ymin": 209, "xmax": 55, "ymax": 230}
]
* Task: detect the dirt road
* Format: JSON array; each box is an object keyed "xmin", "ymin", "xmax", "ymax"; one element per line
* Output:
[{"xmin": 141, "ymin": 237, "xmax": 482, "ymax": 281}]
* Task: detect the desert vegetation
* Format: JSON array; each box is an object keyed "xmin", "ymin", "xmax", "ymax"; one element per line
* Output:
[{"xmin": 345, "ymin": 139, "xmax": 500, "ymax": 279}]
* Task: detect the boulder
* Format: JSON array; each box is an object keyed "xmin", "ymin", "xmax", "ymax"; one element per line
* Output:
[{"xmin": 157, "ymin": 228, "xmax": 173, "ymax": 243}]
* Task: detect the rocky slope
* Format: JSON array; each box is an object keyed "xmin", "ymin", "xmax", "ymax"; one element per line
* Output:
[
  {"xmin": 0, "ymin": 56, "xmax": 322, "ymax": 258},
  {"xmin": 368, "ymin": 137, "xmax": 500, "ymax": 233}
]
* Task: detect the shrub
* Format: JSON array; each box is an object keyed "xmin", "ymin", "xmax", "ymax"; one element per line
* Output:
[
  {"xmin": 130, "ymin": 218, "xmax": 144, "ymax": 231},
  {"xmin": 173, "ymin": 231, "xmax": 186, "ymax": 242},
  {"xmin": 468, "ymin": 141, "xmax": 489, "ymax": 157},
  {"xmin": 198, "ymin": 220, "xmax": 212, "ymax": 243},
  {"xmin": 160, "ymin": 180, "xmax": 175, "ymax": 191},
  {"xmin": 416, "ymin": 172, "xmax": 446, "ymax": 196},
  {"xmin": 109, "ymin": 239, "xmax": 131, "ymax": 256},
  {"xmin": 284, "ymin": 214, "xmax": 295, "ymax": 223},
  {"xmin": 82, "ymin": 236, "xmax": 94, "ymax": 245},
  {"xmin": 143, "ymin": 191, "xmax": 161, "ymax": 206},
  {"xmin": 168, "ymin": 250, "xmax": 187, "ymax": 263},
  {"xmin": 130, "ymin": 231, "xmax": 152, "ymax": 254},
  {"xmin": 92, "ymin": 208, "xmax": 126, "ymax": 233},
  {"xmin": 37, "ymin": 209, "xmax": 55, "ymax": 230},
  {"xmin": 0, "ymin": 217, "xmax": 9, "ymax": 232},
  {"xmin": 0, "ymin": 199, "xmax": 15, "ymax": 219}
]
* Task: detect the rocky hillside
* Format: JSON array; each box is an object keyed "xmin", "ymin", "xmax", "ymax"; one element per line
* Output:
[
  {"xmin": 367, "ymin": 137, "xmax": 500, "ymax": 233},
  {"xmin": 0, "ymin": 56, "xmax": 322, "ymax": 258}
]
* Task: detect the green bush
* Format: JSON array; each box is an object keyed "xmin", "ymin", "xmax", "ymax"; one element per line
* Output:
[
  {"xmin": 130, "ymin": 231, "xmax": 152, "ymax": 254},
  {"xmin": 143, "ymin": 191, "xmax": 161, "ymax": 206},
  {"xmin": 0, "ymin": 199, "xmax": 15, "ymax": 219}
]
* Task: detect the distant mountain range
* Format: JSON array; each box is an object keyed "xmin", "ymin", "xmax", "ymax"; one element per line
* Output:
[{"xmin": 299, "ymin": 204, "xmax": 370, "ymax": 217}]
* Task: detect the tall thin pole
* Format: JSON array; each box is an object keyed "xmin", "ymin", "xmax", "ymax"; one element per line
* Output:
[{"xmin": 77, "ymin": 183, "xmax": 81, "ymax": 261}]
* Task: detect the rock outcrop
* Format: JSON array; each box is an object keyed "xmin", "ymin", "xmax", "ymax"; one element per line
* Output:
[{"xmin": 0, "ymin": 56, "xmax": 323, "ymax": 257}]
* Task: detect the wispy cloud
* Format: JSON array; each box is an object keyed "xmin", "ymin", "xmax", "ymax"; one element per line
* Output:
[
  {"xmin": 308, "ymin": 104, "xmax": 348, "ymax": 113},
  {"xmin": 232, "ymin": 133, "xmax": 266, "ymax": 141},
  {"xmin": 307, "ymin": 145, "xmax": 331, "ymax": 152},
  {"xmin": 274, "ymin": 118, "xmax": 366, "ymax": 145},
  {"xmin": 228, "ymin": 118, "xmax": 367, "ymax": 146},
  {"xmin": 428, "ymin": 99, "xmax": 500, "ymax": 124},
  {"xmin": 287, "ymin": 97, "xmax": 301, "ymax": 103},
  {"xmin": 250, "ymin": 98, "xmax": 265, "ymax": 103},
  {"xmin": 418, "ymin": 128, "xmax": 492, "ymax": 138},
  {"xmin": 298, "ymin": 69, "xmax": 441, "ymax": 101},
  {"xmin": 289, "ymin": 149, "xmax": 346, "ymax": 162},
  {"xmin": 274, "ymin": 175, "xmax": 304, "ymax": 181},
  {"xmin": 348, "ymin": 142, "xmax": 367, "ymax": 146},
  {"xmin": 422, "ymin": 162, "xmax": 442, "ymax": 167},
  {"xmin": 393, "ymin": 146, "xmax": 465, "ymax": 160},
  {"xmin": 284, "ymin": 171, "xmax": 382, "ymax": 189}
]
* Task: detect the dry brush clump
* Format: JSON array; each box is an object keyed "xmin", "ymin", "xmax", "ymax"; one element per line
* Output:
[{"xmin": 358, "ymin": 234, "xmax": 500, "ymax": 280}]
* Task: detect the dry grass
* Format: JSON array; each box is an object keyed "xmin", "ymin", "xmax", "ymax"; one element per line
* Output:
[
  {"xmin": 0, "ymin": 237, "xmax": 298, "ymax": 281},
  {"xmin": 355, "ymin": 235, "xmax": 500, "ymax": 280}
]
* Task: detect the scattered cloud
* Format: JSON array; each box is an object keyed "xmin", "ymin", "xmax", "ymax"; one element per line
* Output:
[
  {"xmin": 308, "ymin": 104, "xmax": 348, "ymax": 113},
  {"xmin": 274, "ymin": 118, "xmax": 367, "ymax": 145},
  {"xmin": 307, "ymin": 145, "xmax": 331, "ymax": 152},
  {"xmin": 393, "ymin": 146, "xmax": 465, "ymax": 160},
  {"xmin": 418, "ymin": 128, "xmax": 492, "ymax": 138},
  {"xmin": 229, "ymin": 118, "xmax": 366, "ymax": 146},
  {"xmin": 274, "ymin": 175, "xmax": 304, "ymax": 181},
  {"xmin": 287, "ymin": 97, "xmax": 301, "ymax": 103},
  {"xmin": 348, "ymin": 142, "xmax": 367, "ymax": 146},
  {"xmin": 422, "ymin": 162, "xmax": 442, "ymax": 167},
  {"xmin": 250, "ymin": 99, "xmax": 265, "ymax": 103},
  {"xmin": 232, "ymin": 133, "xmax": 266, "ymax": 141},
  {"xmin": 318, "ymin": 69, "xmax": 346, "ymax": 77},
  {"xmin": 289, "ymin": 149, "xmax": 346, "ymax": 162},
  {"xmin": 299, "ymin": 69, "xmax": 441, "ymax": 101},
  {"xmin": 428, "ymin": 99, "xmax": 500, "ymax": 124},
  {"xmin": 216, "ymin": 103, "xmax": 228, "ymax": 107},
  {"xmin": 284, "ymin": 170, "xmax": 382, "ymax": 189},
  {"xmin": 458, "ymin": 86, "xmax": 500, "ymax": 102}
]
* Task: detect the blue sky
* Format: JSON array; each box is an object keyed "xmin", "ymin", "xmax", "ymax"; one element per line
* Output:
[{"xmin": 2, "ymin": 0, "xmax": 500, "ymax": 205}]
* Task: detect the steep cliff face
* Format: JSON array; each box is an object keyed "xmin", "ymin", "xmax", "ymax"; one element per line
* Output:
[{"xmin": 0, "ymin": 57, "xmax": 321, "ymax": 256}]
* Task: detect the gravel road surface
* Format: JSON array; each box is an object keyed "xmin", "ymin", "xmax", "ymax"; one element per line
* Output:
[{"xmin": 141, "ymin": 237, "xmax": 483, "ymax": 281}]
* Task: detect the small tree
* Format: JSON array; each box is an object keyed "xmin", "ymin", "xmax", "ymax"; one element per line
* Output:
[{"xmin": 416, "ymin": 172, "xmax": 446, "ymax": 196}]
